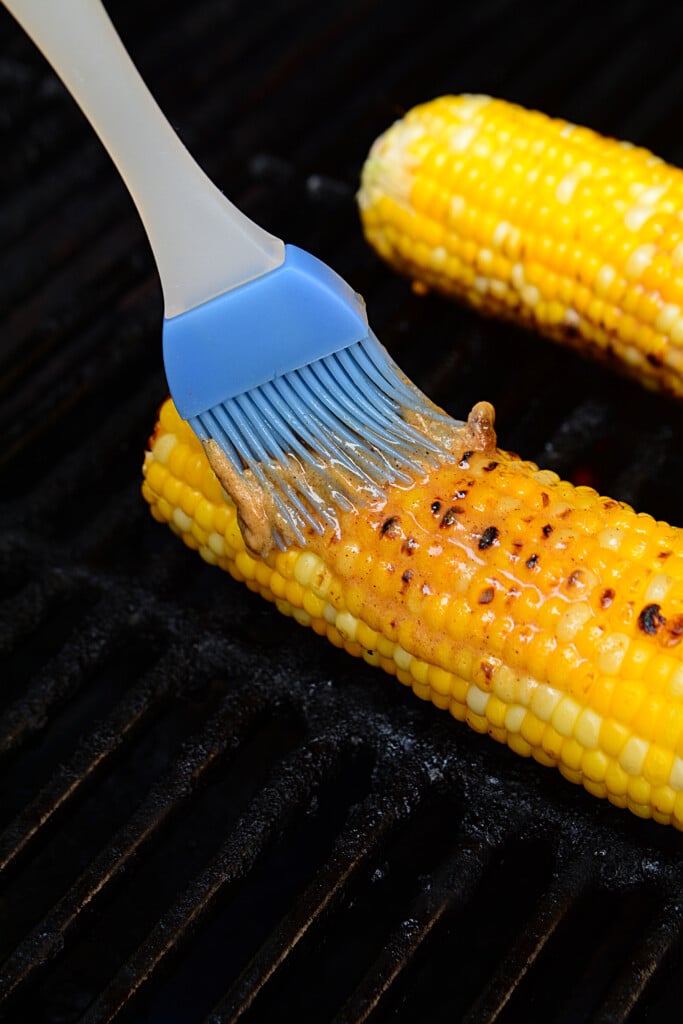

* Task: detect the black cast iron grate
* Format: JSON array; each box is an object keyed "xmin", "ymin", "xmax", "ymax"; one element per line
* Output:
[{"xmin": 3, "ymin": 0, "xmax": 683, "ymax": 1021}]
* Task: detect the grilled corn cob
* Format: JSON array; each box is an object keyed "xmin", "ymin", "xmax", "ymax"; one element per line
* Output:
[
  {"xmin": 358, "ymin": 94, "xmax": 683, "ymax": 396},
  {"xmin": 144, "ymin": 396, "xmax": 683, "ymax": 829}
]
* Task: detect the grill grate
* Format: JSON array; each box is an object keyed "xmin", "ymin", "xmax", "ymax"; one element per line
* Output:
[{"xmin": 3, "ymin": 0, "xmax": 683, "ymax": 1021}]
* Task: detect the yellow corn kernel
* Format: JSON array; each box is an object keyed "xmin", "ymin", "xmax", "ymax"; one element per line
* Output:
[
  {"xmin": 358, "ymin": 94, "xmax": 683, "ymax": 398},
  {"xmin": 143, "ymin": 397, "xmax": 683, "ymax": 829}
]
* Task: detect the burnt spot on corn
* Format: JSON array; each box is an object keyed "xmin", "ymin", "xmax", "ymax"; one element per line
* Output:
[
  {"xmin": 401, "ymin": 569, "xmax": 414, "ymax": 590},
  {"xmin": 483, "ymin": 461, "xmax": 499, "ymax": 473},
  {"xmin": 440, "ymin": 507, "xmax": 464, "ymax": 528},
  {"xmin": 402, "ymin": 536, "xmax": 419, "ymax": 555},
  {"xmin": 665, "ymin": 615, "xmax": 683, "ymax": 646},
  {"xmin": 480, "ymin": 661, "xmax": 494, "ymax": 682},
  {"xmin": 659, "ymin": 550, "xmax": 673, "ymax": 560},
  {"xmin": 600, "ymin": 588, "xmax": 615, "ymax": 608},
  {"xmin": 479, "ymin": 526, "xmax": 499, "ymax": 550},
  {"xmin": 430, "ymin": 501, "xmax": 442, "ymax": 515},
  {"xmin": 459, "ymin": 450, "xmax": 474, "ymax": 468},
  {"xmin": 454, "ymin": 489, "xmax": 468, "ymax": 500},
  {"xmin": 381, "ymin": 516, "xmax": 402, "ymax": 539},
  {"xmin": 479, "ymin": 586, "xmax": 495, "ymax": 604},
  {"xmin": 639, "ymin": 603, "xmax": 666, "ymax": 635},
  {"xmin": 567, "ymin": 570, "xmax": 583, "ymax": 588},
  {"xmin": 526, "ymin": 553, "xmax": 539, "ymax": 569},
  {"xmin": 541, "ymin": 492, "xmax": 550, "ymax": 507},
  {"xmin": 542, "ymin": 524, "xmax": 553, "ymax": 537}
]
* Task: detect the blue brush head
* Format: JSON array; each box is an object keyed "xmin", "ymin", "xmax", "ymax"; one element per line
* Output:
[{"xmin": 163, "ymin": 246, "xmax": 458, "ymax": 550}]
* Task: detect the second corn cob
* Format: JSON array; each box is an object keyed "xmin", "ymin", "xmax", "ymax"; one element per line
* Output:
[
  {"xmin": 358, "ymin": 95, "xmax": 683, "ymax": 397},
  {"xmin": 144, "ymin": 396, "xmax": 683, "ymax": 829}
]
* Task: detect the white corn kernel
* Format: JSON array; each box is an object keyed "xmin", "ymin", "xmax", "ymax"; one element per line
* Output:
[
  {"xmin": 449, "ymin": 123, "xmax": 478, "ymax": 152},
  {"xmin": 594, "ymin": 265, "xmax": 616, "ymax": 296},
  {"xmin": 551, "ymin": 696, "xmax": 581, "ymax": 738},
  {"xmin": 505, "ymin": 705, "xmax": 526, "ymax": 733},
  {"xmin": 656, "ymin": 303, "xmax": 681, "ymax": 334},
  {"xmin": 335, "ymin": 611, "xmax": 358, "ymax": 643},
  {"xmin": 624, "ymin": 206, "xmax": 654, "ymax": 232},
  {"xmin": 449, "ymin": 194, "xmax": 466, "ymax": 220},
  {"xmin": 598, "ymin": 527, "xmax": 624, "ymax": 552},
  {"xmin": 555, "ymin": 173, "xmax": 580, "ymax": 204},
  {"xmin": 645, "ymin": 574, "xmax": 673, "ymax": 604},
  {"xmin": 393, "ymin": 644, "xmax": 412, "ymax": 671},
  {"xmin": 619, "ymin": 736, "xmax": 649, "ymax": 776},
  {"xmin": 518, "ymin": 675, "xmax": 538, "ymax": 707},
  {"xmin": 467, "ymin": 685, "xmax": 490, "ymax": 716},
  {"xmin": 625, "ymin": 243, "xmax": 656, "ymax": 280},
  {"xmin": 556, "ymin": 602, "xmax": 592, "ymax": 643},
  {"xmin": 492, "ymin": 220, "xmax": 512, "ymax": 249},
  {"xmin": 575, "ymin": 708, "xmax": 602, "ymax": 750},
  {"xmin": 493, "ymin": 665, "xmax": 519, "ymax": 704},
  {"xmin": 598, "ymin": 633, "xmax": 630, "ymax": 675},
  {"xmin": 172, "ymin": 507, "xmax": 192, "ymax": 533},
  {"xmin": 639, "ymin": 184, "xmax": 667, "ymax": 205},
  {"xmin": 511, "ymin": 262, "xmax": 526, "ymax": 290},
  {"xmin": 521, "ymin": 284, "xmax": 541, "ymax": 307},
  {"xmin": 153, "ymin": 433, "xmax": 177, "ymax": 465},
  {"xmin": 530, "ymin": 684, "xmax": 562, "ymax": 722},
  {"xmin": 208, "ymin": 531, "xmax": 224, "ymax": 557},
  {"xmin": 669, "ymin": 756, "xmax": 683, "ymax": 791},
  {"xmin": 294, "ymin": 551, "xmax": 323, "ymax": 587}
]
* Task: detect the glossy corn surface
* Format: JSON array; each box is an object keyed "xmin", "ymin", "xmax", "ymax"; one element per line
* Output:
[
  {"xmin": 358, "ymin": 94, "xmax": 683, "ymax": 396},
  {"xmin": 144, "ymin": 397, "xmax": 683, "ymax": 828}
]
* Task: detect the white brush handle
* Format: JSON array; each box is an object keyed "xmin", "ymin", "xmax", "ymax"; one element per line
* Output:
[{"xmin": 3, "ymin": 0, "xmax": 285, "ymax": 317}]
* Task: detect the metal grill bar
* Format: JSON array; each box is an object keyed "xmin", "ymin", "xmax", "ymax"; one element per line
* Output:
[
  {"xmin": 205, "ymin": 778, "xmax": 426, "ymax": 1023},
  {"xmin": 0, "ymin": 593, "xmax": 119, "ymax": 755},
  {"xmin": 461, "ymin": 860, "xmax": 595, "ymax": 1024},
  {"xmin": 79, "ymin": 736, "xmax": 345, "ymax": 1024},
  {"xmin": 333, "ymin": 834, "xmax": 499, "ymax": 1024},
  {"xmin": 594, "ymin": 900, "xmax": 683, "ymax": 1024},
  {"xmin": 0, "ymin": 566, "xmax": 84, "ymax": 660},
  {"xmin": 0, "ymin": 644, "xmax": 191, "ymax": 876},
  {"xmin": 0, "ymin": 687, "xmax": 268, "ymax": 1008}
]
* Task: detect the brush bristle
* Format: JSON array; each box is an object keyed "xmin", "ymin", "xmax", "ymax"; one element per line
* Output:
[{"xmin": 190, "ymin": 333, "xmax": 460, "ymax": 549}]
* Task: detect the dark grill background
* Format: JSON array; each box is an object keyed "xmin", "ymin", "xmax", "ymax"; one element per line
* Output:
[{"xmin": 3, "ymin": 1, "xmax": 683, "ymax": 1021}]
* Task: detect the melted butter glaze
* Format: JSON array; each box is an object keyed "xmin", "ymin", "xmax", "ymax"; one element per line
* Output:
[{"xmin": 304, "ymin": 443, "xmax": 683, "ymax": 686}]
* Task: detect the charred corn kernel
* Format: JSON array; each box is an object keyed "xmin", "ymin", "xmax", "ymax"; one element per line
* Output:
[
  {"xmin": 358, "ymin": 94, "xmax": 683, "ymax": 398},
  {"xmin": 144, "ymin": 398, "xmax": 683, "ymax": 828}
]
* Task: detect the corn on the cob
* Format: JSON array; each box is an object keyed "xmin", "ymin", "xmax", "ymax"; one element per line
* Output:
[
  {"xmin": 358, "ymin": 94, "xmax": 683, "ymax": 397},
  {"xmin": 144, "ymin": 396, "xmax": 683, "ymax": 829}
]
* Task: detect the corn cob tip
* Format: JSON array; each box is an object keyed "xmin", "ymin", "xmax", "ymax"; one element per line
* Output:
[{"xmin": 358, "ymin": 93, "xmax": 683, "ymax": 398}]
